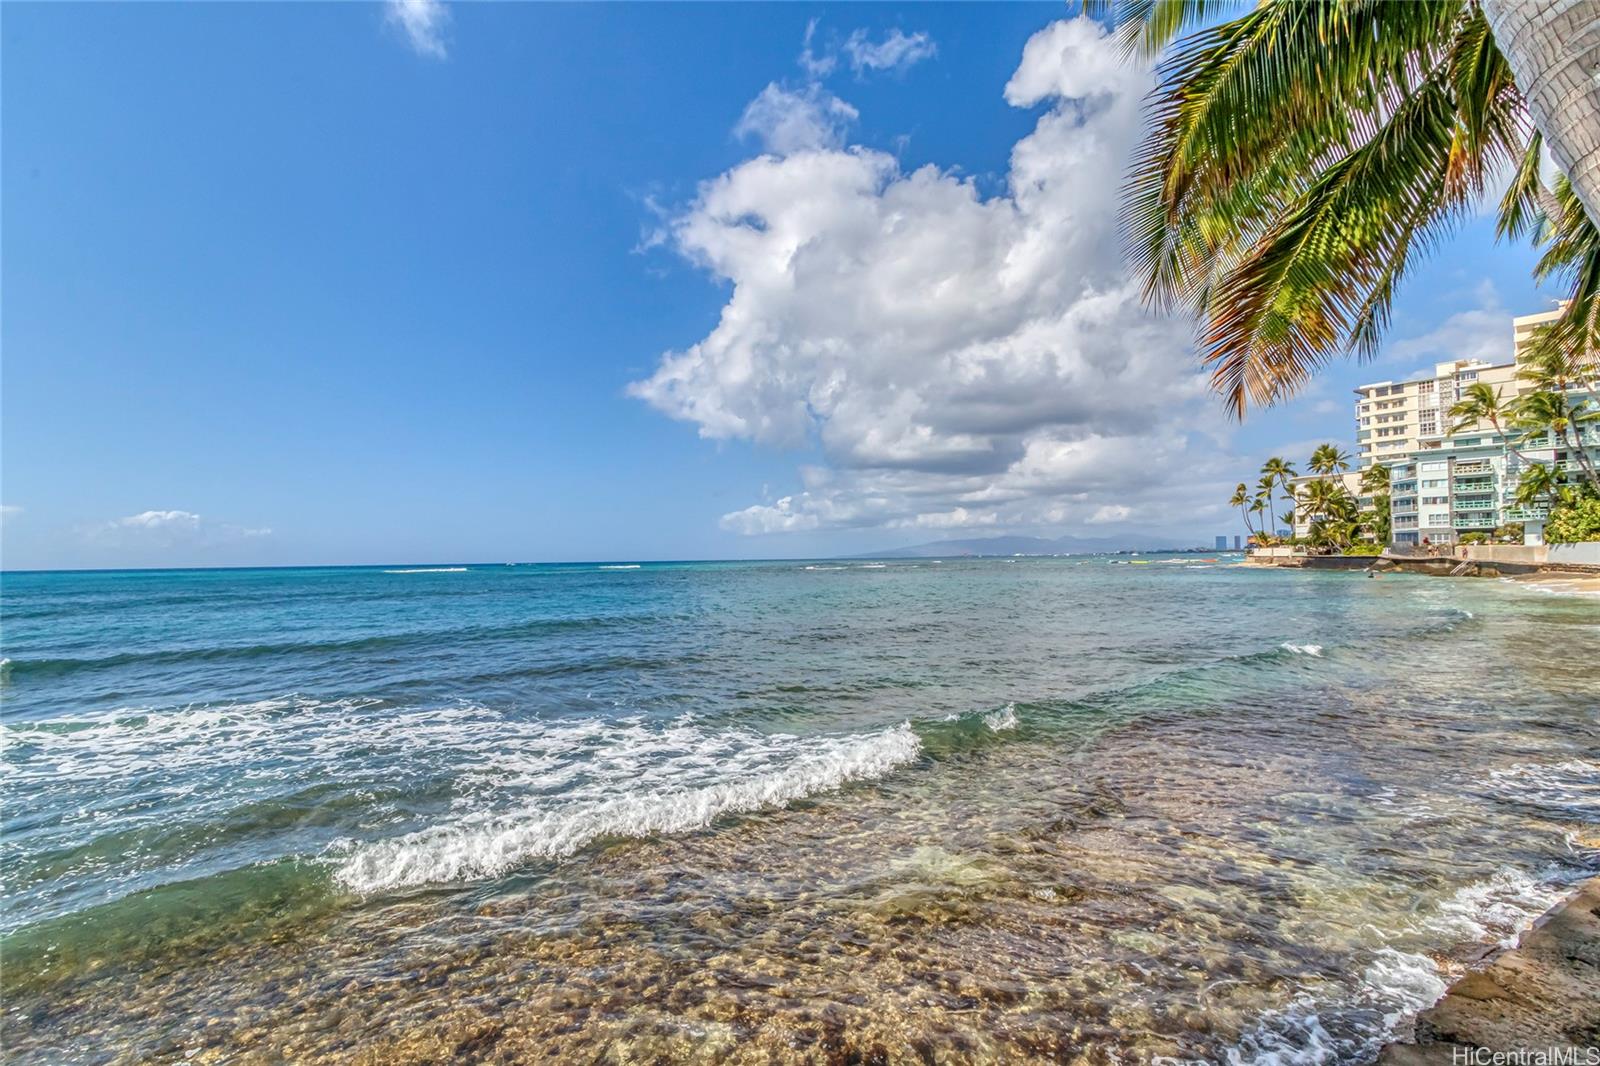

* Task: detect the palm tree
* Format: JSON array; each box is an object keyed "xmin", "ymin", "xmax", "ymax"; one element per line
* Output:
[
  {"xmin": 1248, "ymin": 495, "xmax": 1269, "ymax": 543},
  {"xmin": 1248, "ymin": 473, "xmax": 1273, "ymax": 541},
  {"xmin": 1514, "ymin": 460, "xmax": 1562, "ymax": 509},
  {"xmin": 1449, "ymin": 382, "xmax": 1531, "ymax": 464},
  {"xmin": 1229, "ymin": 481, "xmax": 1257, "ymax": 540},
  {"xmin": 1308, "ymin": 444, "xmax": 1351, "ymax": 477},
  {"xmin": 1261, "ymin": 456, "xmax": 1298, "ymax": 525},
  {"xmin": 1509, "ymin": 390, "xmax": 1600, "ymax": 489},
  {"xmin": 1480, "ymin": 2, "xmax": 1600, "ymax": 226},
  {"xmin": 1103, "ymin": 0, "xmax": 1600, "ymax": 415},
  {"xmin": 1299, "ymin": 476, "xmax": 1356, "ymax": 546},
  {"xmin": 1355, "ymin": 464, "xmax": 1392, "ymax": 546}
]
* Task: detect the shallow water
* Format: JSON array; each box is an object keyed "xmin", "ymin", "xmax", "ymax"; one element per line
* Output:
[{"xmin": 2, "ymin": 558, "xmax": 1597, "ymax": 1063}]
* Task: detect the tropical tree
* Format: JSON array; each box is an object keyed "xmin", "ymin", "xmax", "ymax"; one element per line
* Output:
[
  {"xmin": 1229, "ymin": 481, "xmax": 1257, "ymax": 540},
  {"xmin": 1101, "ymin": 0, "xmax": 1600, "ymax": 415},
  {"xmin": 1514, "ymin": 460, "xmax": 1564, "ymax": 509},
  {"xmin": 1248, "ymin": 495, "xmax": 1270, "ymax": 543},
  {"xmin": 1358, "ymin": 463, "xmax": 1392, "ymax": 544},
  {"xmin": 1308, "ymin": 444, "xmax": 1351, "ymax": 477},
  {"xmin": 1449, "ymin": 382, "xmax": 1531, "ymax": 464},
  {"xmin": 1509, "ymin": 390, "xmax": 1600, "ymax": 489},
  {"xmin": 1261, "ymin": 456, "xmax": 1298, "ymax": 524},
  {"xmin": 1299, "ymin": 476, "xmax": 1357, "ymax": 549}
]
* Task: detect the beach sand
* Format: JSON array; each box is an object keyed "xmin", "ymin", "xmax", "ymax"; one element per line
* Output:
[{"xmin": 1507, "ymin": 571, "xmax": 1600, "ymax": 597}]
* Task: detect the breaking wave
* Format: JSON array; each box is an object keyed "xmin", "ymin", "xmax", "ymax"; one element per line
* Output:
[
  {"xmin": 1280, "ymin": 643, "xmax": 1323, "ymax": 657},
  {"xmin": 983, "ymin": 702, "xmax": 1018, "ymax": 733},
  {"xmin": 332, "ymin": 721, "xmax": 922, "ymax": 894}
]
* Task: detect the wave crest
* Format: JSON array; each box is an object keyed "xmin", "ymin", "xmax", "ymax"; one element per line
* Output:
[{"xmin": 332, "ymin": 722, "xmax": 921, "ymax": 894}]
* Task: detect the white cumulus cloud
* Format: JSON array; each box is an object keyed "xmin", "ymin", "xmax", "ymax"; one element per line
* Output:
[
  {"xmin": 387, "ymin": 0, "xmax": 450, "ymax": 59},
  {"xmin": 633, "ymin": 17, "xmax": 1238, "ymax": 538}
]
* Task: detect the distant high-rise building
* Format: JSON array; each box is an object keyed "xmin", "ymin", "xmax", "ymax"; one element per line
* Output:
[
  {"xmin": 1214, "ymin": 536, "xmax": 1228, "ymax": 550},
  {"xmin": 1233, "ymin": 535, "xmax": 1241, "ymax": 550},
  {"xmin": 1294, "ymin": 308, "xmax": 1597, "ymax": 547}
]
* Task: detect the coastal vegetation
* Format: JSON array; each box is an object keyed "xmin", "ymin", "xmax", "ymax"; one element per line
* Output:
[
  {"xmin": 1103, "ymin": 0, "xmax": 1600, "ymax": 416},
  {"xmin": 1228, "ymin": 444, "xmax": 1390, "ymax": 552},
  {"xmin": 1449, "ymin": 343, "xmax": 1600, "ymax": 542}
]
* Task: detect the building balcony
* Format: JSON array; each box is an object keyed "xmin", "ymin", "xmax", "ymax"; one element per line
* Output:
[
  {"xmin": 1501, "ymin": 506, "xmax": 1549, "ymax": 522},
  {"xmin": 1452, "ymin": 462, "xmax": 1491, "ymax": 475},
  {"xmin": 1453, "ymin": 515, "xmax": 1496, "ymax": 529},
  {"xmin": 1453, "ymin": 499, "xmax": 1496, "ymax": 511}
]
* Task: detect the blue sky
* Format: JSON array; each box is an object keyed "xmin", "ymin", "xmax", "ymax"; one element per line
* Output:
[{"xmin": 2, "ymin": 2, "xmax": 1557, "ymax": 569}]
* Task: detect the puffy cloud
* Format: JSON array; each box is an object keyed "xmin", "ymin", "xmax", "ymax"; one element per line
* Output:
[
  {"xmin": 0, "ymin": 504, "xmax": 21, "ymax": 524},
  {"xmin": 387, "ymin": 0, "xmax": 450, "ymax": 59},
  {"xmin": 634, "ymin": 18, "xmax": 1233, "ymax": 537},
  {"xmin": 1003, "ymin": 18, "xmax": 1136, "ymax": 106},
  {"xmin": 734, "ymin": 83, "xmax": 859, "ymax": 155},
  {"xmin": 843, "ymin": 28, "xmax": 937, "ymax": 76}
]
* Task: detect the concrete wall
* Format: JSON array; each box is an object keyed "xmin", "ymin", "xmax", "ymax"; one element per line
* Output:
[
  {"xmin": 1462, "ymin": 544, "xmax": 1549, "ymax": 565},
  {"xmin": 1549, "ymin": 542, "xmax": 1600, "ymax": 566}
]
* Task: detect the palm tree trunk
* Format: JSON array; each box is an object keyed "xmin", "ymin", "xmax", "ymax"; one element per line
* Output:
[{"xmin": 1482, "ymin": 0, "xmax": 1600, "ymax": 227}]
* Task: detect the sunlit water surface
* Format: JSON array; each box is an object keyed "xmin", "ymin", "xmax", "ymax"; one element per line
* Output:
[{"xmin": 3, "ymin": 558, "xmax": 1597, "ymax": 1063}]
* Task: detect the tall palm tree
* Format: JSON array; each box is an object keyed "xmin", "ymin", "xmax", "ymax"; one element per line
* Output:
[
  {"xmin": 1103, "ymin": 0, "xmax": 1600, "ymax": 415},
  {"xmin": 1255, "ymin": 473, "xmax": 1278, "ymax": 539},
  {"xmin": 1480, "ymin": 1, "xmax": 1600, "ymax": 226},
  {"xmin": 1308, "ymin": 444, "xmax": 1351, "ymax": 477},
  {"xmin": 1229, "ymin": 481, "xmax": 1257, "ymax": 539},
  {"xmin": 1449, "ymin": 382, "xmax": 1531, "ymax": 464},
  {"xmin": 1358, "ymin": 463, "xmax": 1392, "ymax": 544},
  {"xmin": 1248, "ymin": 495, "xmax": 1270, "ymax": 542},
  {"xmin": 1261, "ymin": 456, "xmax": 1298, "ymax": 523},
  {"xmin": 1510, "ymin": 390, "xmax": 1600, "ymax": 488}
]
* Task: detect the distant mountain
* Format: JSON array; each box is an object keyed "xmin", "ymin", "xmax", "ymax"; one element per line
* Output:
[{"xmin": 850, "ymin": 533, "xmax": 1195, "ymax": 559}]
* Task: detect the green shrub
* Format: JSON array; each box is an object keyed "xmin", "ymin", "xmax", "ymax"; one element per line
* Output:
[
  {"xmin": 1492, "ymin": 523, "xmax": 1524, "ymax": 544},
  {"xmin": 1457, "ymin": 532, "xmax": 1489, "ymax": 546},
  {"xmin": 1343, "ymin": 542, "xmax": 1384, "ymax": 556},
  {"xmin": 1546, "ymin": 497, "xmax": 1600, "ymax": 543}
]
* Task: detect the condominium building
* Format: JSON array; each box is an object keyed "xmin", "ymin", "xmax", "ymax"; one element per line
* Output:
[{"xmin": 1350, "ymin": 308, "xmax": 1594, "ymax": 546}]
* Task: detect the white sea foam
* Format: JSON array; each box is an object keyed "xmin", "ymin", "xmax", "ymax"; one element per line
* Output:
[
  {"xmin": 383, "ymin": 567, "xmax": 468, "ymax": 574},
  {"xmin": 1280, "ymin": 643, "xmax": 1323, "ymax": 657},
  {"xmin": 1424, "ymin": 867, "xmax": 1569, "ymax": 949},
  {"xmin": 1361, "ymin": 949, "xmax": 1447, "ymax": 1028},
  {"xmin": 598, "ymin": 564, "xmax": 641, "ymax": 570},
  {"xmin": 1228, "ymin": 865, "xmax": 1574, "ymax": 1065},
  {"xmin": 859, "ymin": 563, "xmax": 888, "ymax": 569},
  {"xmin": 802, "ymin": 565, "xmax": 847, "ymax": 571},
  {"xmin": 983, "ymin": 702, "xmax": 1018, "ymax": 733},
  {"xmin": 333, "ymin": 721, "xmax": 922, "ymax": 894}
]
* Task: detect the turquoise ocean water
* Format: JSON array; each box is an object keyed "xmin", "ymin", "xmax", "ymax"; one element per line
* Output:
[{"xmin": 2, "ymin": 557, "xmax": 1597, "ymax": 1063}]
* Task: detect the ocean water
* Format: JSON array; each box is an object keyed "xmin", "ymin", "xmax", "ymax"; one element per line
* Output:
[{"xmin": 2, "ymin": 557, "xmax": 1597, "ymax": 1063}]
